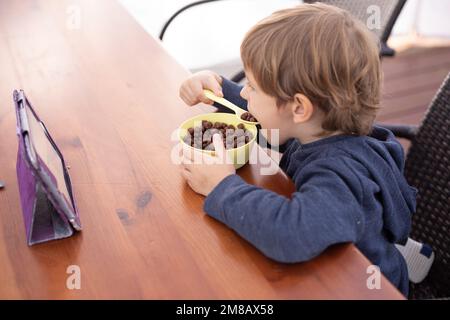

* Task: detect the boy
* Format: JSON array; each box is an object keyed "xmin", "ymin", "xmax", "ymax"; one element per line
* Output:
[{"xmin": 179, "ymin": 3, "xmax": 416, "ymax": 296}]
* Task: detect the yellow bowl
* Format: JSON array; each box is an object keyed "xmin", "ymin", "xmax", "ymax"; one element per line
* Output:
[{"xmin": 178, "ymin": 113, "xmax": 258, "ymax": 169}]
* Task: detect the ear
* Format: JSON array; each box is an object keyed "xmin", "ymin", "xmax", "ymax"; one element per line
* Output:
[{"xmin": 291, "ymin": 93, "xmax": 314, "ymax": 123}]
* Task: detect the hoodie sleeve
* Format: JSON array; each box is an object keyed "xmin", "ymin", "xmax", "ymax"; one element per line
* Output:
[
  {"xmin": 204, "ymin": 159, "xmax": 366, "ymax": 263},
  {"xmin": 213, "ymin": 77, "xmax": 248, "ymax": 113}
]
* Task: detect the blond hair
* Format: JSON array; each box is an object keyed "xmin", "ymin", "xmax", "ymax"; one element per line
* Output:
[{"xmin": 240, "ymin": 3, "xmax": 382, "ymax": 136}]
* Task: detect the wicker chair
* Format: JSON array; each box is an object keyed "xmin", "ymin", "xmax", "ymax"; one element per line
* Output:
[
  {"xmin": 381, "ymin": 73, "xmax": 450, "ymax": 300},
  {"xmin": 304, "ymin": 0, "xmax": 406, "ymax": 55}
]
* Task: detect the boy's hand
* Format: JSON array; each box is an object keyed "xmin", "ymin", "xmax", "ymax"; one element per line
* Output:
[
  {"xmin": 179, "ymin": 70, "xmax": 223, "ymax": 106},
  {"xmin": 181, "ymin": 134, "xmax": 235, "ymax": 196}
]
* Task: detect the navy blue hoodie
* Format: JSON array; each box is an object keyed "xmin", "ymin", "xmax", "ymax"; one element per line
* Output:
[{"xmin": 206, "ymin": 78, "xmax": 417, "ymax": 296}]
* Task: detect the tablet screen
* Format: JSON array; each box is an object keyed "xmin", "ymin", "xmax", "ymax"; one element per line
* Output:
[{"xmin": 24, "ymin": 104, "xmax": 74, "ymax": 209}]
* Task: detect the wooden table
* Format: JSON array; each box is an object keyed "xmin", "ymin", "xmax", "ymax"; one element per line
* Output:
[{"xmin": 0, "ymin": 0, "xmax": 404, "ymax": 299}]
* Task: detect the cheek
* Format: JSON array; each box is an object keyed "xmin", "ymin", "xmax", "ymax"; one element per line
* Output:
[
  {"xmin": 247, "ymin": 95, "xmax": 263, "ymax": 117},
  {"xmin": 240, "ymin": 87, "xmax": 249, "ymax": 101},
  {"xmin": 246, "ymin": 94, "xmax": 279, "ymax": 128}
]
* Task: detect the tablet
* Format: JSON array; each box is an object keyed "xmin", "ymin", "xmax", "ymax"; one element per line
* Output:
[{"xmin": 14, "ymin": 90, "xmax": 81, "ymax": 245}]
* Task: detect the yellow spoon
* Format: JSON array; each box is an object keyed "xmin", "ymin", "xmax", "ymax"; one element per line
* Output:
[{"xmin": 203, "ymin": 89, "xmax": 259, "ymax": 125}]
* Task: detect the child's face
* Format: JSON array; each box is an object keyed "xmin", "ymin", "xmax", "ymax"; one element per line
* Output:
[{"xmin": 240, "ymin": 70, "xmax": 293, "ymax": 146}]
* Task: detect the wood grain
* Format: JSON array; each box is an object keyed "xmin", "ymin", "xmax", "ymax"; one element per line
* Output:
[{"xmin": 0, "ymin": 0, "xmax": 404, "ymax": 299}]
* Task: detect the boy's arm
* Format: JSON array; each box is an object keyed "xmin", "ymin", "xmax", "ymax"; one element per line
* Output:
[
  {"xmin": 204, "ymin": 158, "xmax": 365, "ymax": 263},
  {"xmin": 215, "ymin": 77, "xmax": 294, "ymax": 153},
  {"xmin": 213, "ymin": 77, "xmax": 247, "ymax": 113}
]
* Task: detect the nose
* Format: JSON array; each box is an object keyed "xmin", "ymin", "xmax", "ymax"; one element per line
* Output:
[{"xmin": 240, "ymin": 87, "xmax": 248, "ymax": 101}]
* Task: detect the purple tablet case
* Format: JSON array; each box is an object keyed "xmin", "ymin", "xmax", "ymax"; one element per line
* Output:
[{"xmin": 14, "ymin": 90, "xmax": 81, "ymax": 245}]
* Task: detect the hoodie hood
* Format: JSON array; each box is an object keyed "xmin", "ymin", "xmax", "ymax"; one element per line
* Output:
[{"xmin": 361, "ymin": 126, "xmax": 417, "ymax": 244}]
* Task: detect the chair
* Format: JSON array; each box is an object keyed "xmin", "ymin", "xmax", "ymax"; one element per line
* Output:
[
  {"xmin": 304, "ymin": 0, "xmax": 406, "ymax": 56},
  {"xmin": 159, "ymin": 0, "xmax": 221, "ymax": 41},
  {"xmin": 232, "ymin": 0, "xmax": 407, "ymax": 82},
  {"xmin": 381, "ymin": 73, "xmax": 450, "ymax": 300},
  {"xmin": 160, "ymin": 1, "xmax": 407, "ymax": 82},
  {"xmin": 159, "ymin": 0, "xmax": 276, "ymax": 78}
]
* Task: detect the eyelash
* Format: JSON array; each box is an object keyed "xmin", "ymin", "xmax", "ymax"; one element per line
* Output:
[{"xmin": 246, "ymin": 82, "xmax": 254, "ymax": 90}]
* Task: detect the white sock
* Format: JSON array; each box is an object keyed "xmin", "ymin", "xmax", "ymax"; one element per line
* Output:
[{"xmin": 395, "ymin": 238, "xmax": 435, "ymax": 284}]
